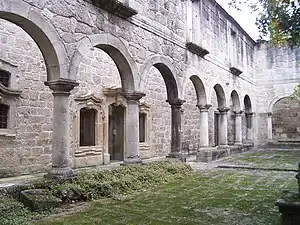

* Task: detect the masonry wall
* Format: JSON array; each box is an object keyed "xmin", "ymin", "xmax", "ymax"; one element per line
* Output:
[
  {"xmin": 254, "ymin": 42, "xmax": 300, "ymax": 145},
  {"xmin": 272, "ymin": 97, "xmax": 300, "ymax": 140},
  {"xmin": 0, "ymin": 19, "xmax": 52, "ymax": 177},
  {"xmin": 0, "ymin": 0, "xmax": 258, "ymax": 177}
]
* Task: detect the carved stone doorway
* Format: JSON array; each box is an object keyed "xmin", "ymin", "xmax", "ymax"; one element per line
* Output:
[{"xmin": 109, "ymin": 104, "xmax": 125, "ymax": 161}]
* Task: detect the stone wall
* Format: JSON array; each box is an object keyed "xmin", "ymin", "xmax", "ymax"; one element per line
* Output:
[
  {"xmin": 182, "ymin": 80, "xmax": 200, "ymax": 154},
  {"xmin": 254, "ymin": 42, "xmax": 300, "ymax": 144},
  {"xmin": 0, "ymin": 19, "xmax": 52, "ymax": 177},
  {"xmin": 272, "ymin": 97, "xmax": 300, "ymax": 140},
  {"xmin": 0, "ymin": 0, "xmax": 260, "ymax": 177}
]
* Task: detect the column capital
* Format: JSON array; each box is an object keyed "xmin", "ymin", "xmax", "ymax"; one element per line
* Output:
[
  {"xmin": 167, "ymin": 98, "xmax": 186, "ymax": 108},
  {"xmin": 233, "ymin": 110, "xmax": 244, "ymax": 116},
  {"xmin": 45, "ymin": 78, "xmax": 79, "ymax": 95},
  {"xmin": 217, "ymin": 107, "xmax": 230, "ymax": 114},
  {"xmin": 245, "ymin": 112, "xmax": 254, "ymax": 117},
  {"xmin": 267, "ymin": 112, "xmax": 272, "ymax": 117},
  {"xmin": 122, "ymin": 91, "xmax": 145, "ymax": 104},
  {"xmin": 196, "ymin": 104, "xmax": 212, "ymax": 112}
]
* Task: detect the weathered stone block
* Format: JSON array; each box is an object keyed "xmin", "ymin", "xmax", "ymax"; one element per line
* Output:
[{"xmin": 20, "ymin": 189, "xmax": 62, "ymax": 211}]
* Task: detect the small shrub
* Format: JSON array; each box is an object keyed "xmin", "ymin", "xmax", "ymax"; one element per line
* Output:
[{"xmin": 49, "ymin": 160, "xmax": 192, "ymax": 202}]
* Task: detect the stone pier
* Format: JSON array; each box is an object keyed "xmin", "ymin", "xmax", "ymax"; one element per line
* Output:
[
  {"xmin": 234, "ymin": 111, "xmax": 243, "ymax": 145},
  {"xmin": 122, "ymin": 92, "xmax": 145, "ymax": 164},
  {"xmin": 44, "ymin": 78, "xmax": 79, "ymax": 179}
]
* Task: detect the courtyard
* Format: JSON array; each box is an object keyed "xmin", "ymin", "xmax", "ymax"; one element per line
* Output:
[{"xmin": 32, "ymin": 148, "xmax": 299, "ymax": 225}]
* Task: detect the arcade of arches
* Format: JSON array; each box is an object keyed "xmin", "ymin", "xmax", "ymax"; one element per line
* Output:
[{"xmin": 0, "ymin": 0, "xmax": 299, "ymax": 179}]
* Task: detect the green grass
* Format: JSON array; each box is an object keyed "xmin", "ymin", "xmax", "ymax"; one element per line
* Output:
[
  {"xmin": 220, "ymin": 149, "xmax": 300, "ymax": 170},
  {"xmin": 38, "ymin": 168, "xmax": 298, "ymax": 225}
]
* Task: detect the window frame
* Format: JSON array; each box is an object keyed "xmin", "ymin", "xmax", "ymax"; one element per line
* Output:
[
  {"xmin": 80, "ymin": 107, "xmax": 97, "ymax": 147},
  {"xmin": 0, "ymin": 69, "xmax": 11, "ymax": 88}
]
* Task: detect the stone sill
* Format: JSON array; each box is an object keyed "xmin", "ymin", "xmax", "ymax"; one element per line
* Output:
[
  {"xmin": 230, "ymin": 66, "xmax": 243, "ymax": 76},
  {"xmin": 139, "ymin": 142, "xmax": 150, "ymax": 151},
  {"xmin": 75, "ymin": 146, "xmax": 102, "ymax": 157},
  {"xmin": 0, "ymin": 129, "xmax": 16, "ymax": 137},
  {"xmin": 91, "ymin": 0, "xmax": 138, "ymax": 19},
  {"xmin": 186, "ymin": 42, "xmax": 209, "ymax": 57}
]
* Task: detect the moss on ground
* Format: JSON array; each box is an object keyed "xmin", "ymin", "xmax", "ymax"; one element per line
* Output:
[{"xmin": 38, "ymin": 168, "xmax": 297, "ymax": 225}]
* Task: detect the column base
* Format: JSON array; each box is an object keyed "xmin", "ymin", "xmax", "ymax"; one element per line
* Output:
[
  {"xmin": 121, "ymin": 156, "xmax": 142, "ymax": 165},
  {"xmin": 196, "ymin": 147, "xmax": 215, "ymax": 162},
  {"xmin": 234, "ymin": 142, "xmax": 243, "ymax": 146},
  {"xmin": 103, "ymin": 153, "xmax": 110, "ymax": 165},
  {"xmin": 167, "ymin": 152, "xmax": 186, "ymax": 162},
  {"xmin": 45, "ymin": 167, "xmax": 77, "ymax": 180}
]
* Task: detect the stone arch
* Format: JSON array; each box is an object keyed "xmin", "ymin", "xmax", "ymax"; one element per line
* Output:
[
  {"xmin": 70, "ymin": 34, "xmax": 138, "ymax": 93},
  {"xmin": 268, "ymin": 94, "xmax": 292, "ymax": 113},
  {"xmin": 272, "ymin": 96, "xmax": 300, "ymax": 140},
  {"xmin": 0, "ymin": 0, "xmax": 68, "ymax": 80},
  {"xmin": 213, "ymin": 84, "xmax": 226, "ymax": 108},
  {"xmin": 230, "ymin": 90, "xmax": 241, "ymax": 111},
  {"xmin": 244, "ymin": 95, "xmax": 252, "ymax": 113},
  {"xmin": 139, "ymin": 55, "xmax": 179, "ymax": 101},
  {"xmin": 181, "ymin": 67, "xmax": 207, "ymax": 105}
]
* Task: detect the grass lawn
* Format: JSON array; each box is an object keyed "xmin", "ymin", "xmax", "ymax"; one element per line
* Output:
[
  {"xmin": 219, "ymin": 149, "xmax": 300, "ymax": 170},
  {"xmin": 38, "ymin": 168, "xmax": 298, "ymax": 225}
]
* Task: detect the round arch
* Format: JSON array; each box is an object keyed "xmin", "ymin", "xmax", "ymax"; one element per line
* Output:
[
  {"xmin": 230, "ymin": 90, "xmax": 241, "ymax": 111},
  {"xmin": 268, "ymin": 93, "xmax": 292, "ymax": 113},
  {"xmin": 70, "ymin": 34, "xmax": 138, "ymax": 93},
  {"xmin": 0, "ymin": 0, "xmax": 68, "ymax": 80},
  {"xmin": 181, "ymin": 67, "xmax": 207, "ymax": 105},
  {"xmin": 139, "ymin": 55, "xmax": 179, "ymax": 100},
  {"xmin": 244, "ymin": 95, "xmax": 252, "ymax": 113},
  {"xmin": 213, "ymin": 84, "xmax": 226, "ymax": 108}
]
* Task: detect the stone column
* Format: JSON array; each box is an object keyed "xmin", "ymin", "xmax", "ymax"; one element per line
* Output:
[
  {"xmin": 45, "ymin": 78, "xmax": 79, "ymax": 179},
  {"xmin": 246, "ymin": 112, "xmax": 254, "ymax": 143},
  {"xmin": 197, "ymin": 104, "xmax": 211, "ymax": 147},
  {"xmin": 122, "ymin": 92, "xmax": 145, "ymax": 164},
  {"xmin": 267, "ymin": 112, "xmax": 273, "ymax": 141},
  {"xmin": 167, "ymin": 98, "xmax": 185, "ymax": 158},
  {"xmin": 218, "ymin": 107, "xmax": 230, "ymax": 146},
  {"xmin": 233, "ymin": 110, "xmax": 243, "ymax": 145}
]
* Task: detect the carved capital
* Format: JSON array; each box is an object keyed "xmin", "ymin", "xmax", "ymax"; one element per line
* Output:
[
  {"xmin": 233, "ymin": 110, "xmax": 244, "ymax": 116},
  {"xmin": 122, "ymin": 91, "xmax": 145, "ymax": 104},
  {"xmin": 167, "ymin": 98, "xmax": 186, "ymax": 108},
  {"xmin": 45, "ymin": 78, "xmax": 79, "ymax": 95},
  {"xmin": 217, "ymin": 107, "xmax": 230, "ymax": 114},
  {"xmin": 196, "ymin": 104, "xmax": 212, "ymax": 112},
  {"xmin": 245, "ymin": 112, "xmax": 254, "ymax": 117}
]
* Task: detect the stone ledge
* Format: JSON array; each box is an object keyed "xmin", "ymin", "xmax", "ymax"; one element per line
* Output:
[
  {"xmin": 230, "ymin": 66, "xmax": 243, "ymax": 76},
  {"xmin": 186, "ymin": 42, "xmax": 209, "ymax": 57},
  {"xmin": 91, "ymin": 0, "xmax": 137, "ymax": 18}
]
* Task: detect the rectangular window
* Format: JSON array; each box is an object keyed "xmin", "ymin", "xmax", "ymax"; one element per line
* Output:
[
  {"xmin": 80, "ymin": 108, "xmax": 96, "ymax": 146},
  {"xmin": 0, "ymin": 104, "xmax": 8, "ymax": 129},
  {"xmin": 0, "ymin": 70, "xmax": 10, "ymax": 87},
  {"xmin": 139, "ymin": 113, "xmax": 146, "ymax": 143}
]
